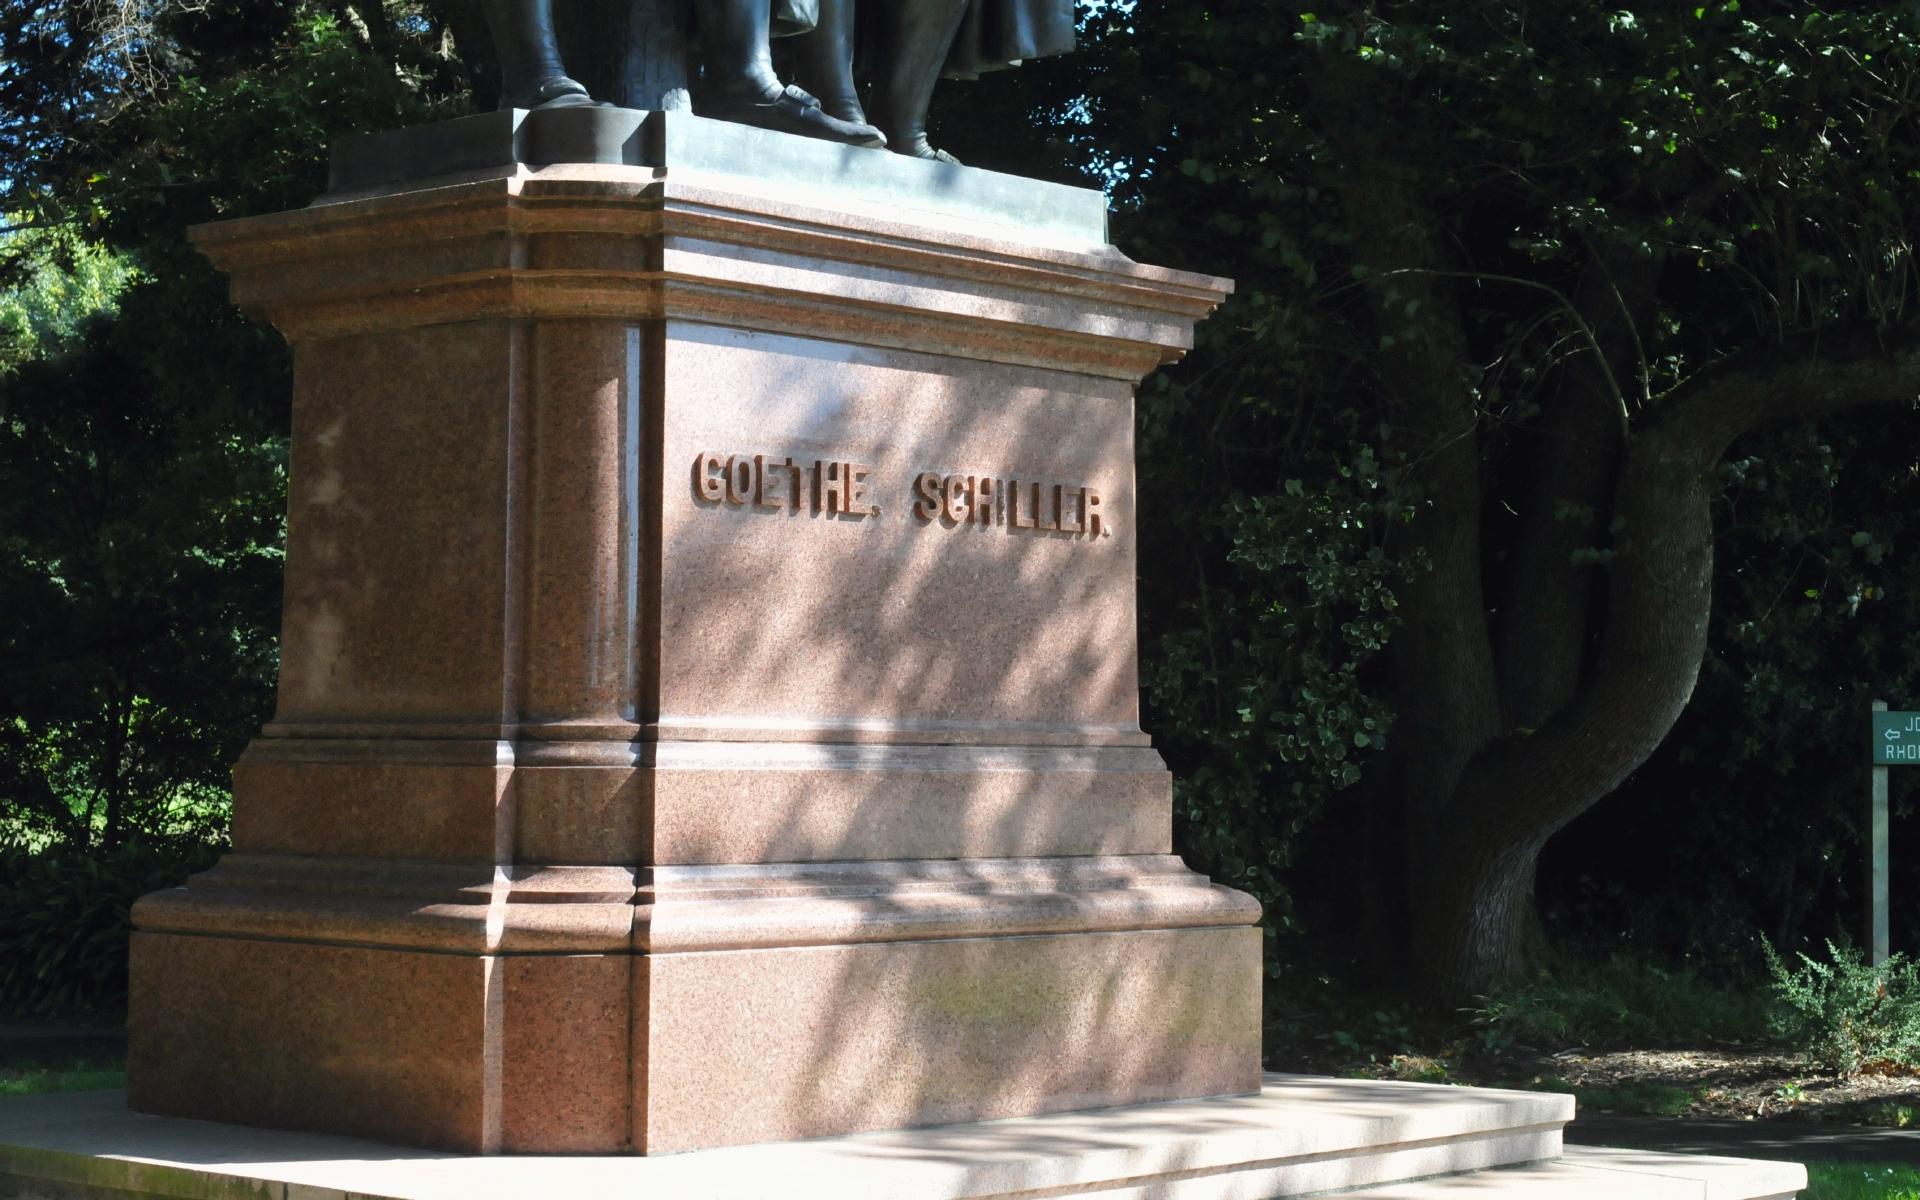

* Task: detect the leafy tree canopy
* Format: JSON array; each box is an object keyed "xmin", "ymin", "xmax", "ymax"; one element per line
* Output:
[
  {"xmin": 1, "ymin": 0, "xmax": 471, "ymax": 850},
  {"xmin": 937, "ymin": 0, "xmax": 1920, "ymax": 993}
]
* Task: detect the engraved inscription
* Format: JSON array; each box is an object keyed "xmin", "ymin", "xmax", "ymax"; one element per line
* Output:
[
  {"xmin": 694, "ymin": 451, "xmax": 878, "ymax": 518},
  {"xmin": 695, "ymin": 451, "xmax": 1107, "ymax": 538},
  {"xmin": 696, "ymin": 452, "xmax": 726, "ymax": 502},
  {"xmin": 913, "ymin": 471, "xmax": 942, "ymax": 520},
  {"xmin": 919, "ymin": 470, "xmax": 1108, "ymax": 539}
]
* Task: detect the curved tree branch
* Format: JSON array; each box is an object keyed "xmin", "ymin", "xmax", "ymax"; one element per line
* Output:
[
  {"xmin": 1413, "ymin": 320, "xmax": 1920, "ymax": 997},
  {"xmin": 1493, "ymin": 243, "xmax": 1661, "ymax": 732},
  {"xmin": 1372, "ymin": 268, "xmax": 1634, "ymax": 432}
]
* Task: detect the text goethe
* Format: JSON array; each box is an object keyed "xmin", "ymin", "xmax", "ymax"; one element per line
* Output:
[{"xmin": 693, "ymin": 451, "xmax": 1109, "ymax": 539}]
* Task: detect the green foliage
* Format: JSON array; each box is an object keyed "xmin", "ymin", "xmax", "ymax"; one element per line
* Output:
[
  {"xmin": 1, "ymin": 2, "xmax": 477, "ymax": 860},
  {"xmin": 1525, "ymin": 1076, "xmax": 1697, "ymax": 1117},
  {"xmin": 101, "ymin": 7, "xmax": 471, "ymax": 237},
  {"xmin": 0, "ymin": 1062, "xmax": 128, "ymax": 1097},
  {"xmin": 1470, "ymin": 955, "xmax": 1772, "ymax": 1050},
  {"xmin": 1323, "ymin": 1002, "xmax": 1419, "ymax": 1061},
  {"xmin": 1146, "ymin": 438, "xmax": 1419, "ymax": 923},
  {"xmin": 1806, "ymin": 1163, "xmax": 1920, "ymax": 1200},
  {"xmin": 0, "ymin": 228, "xmax": 136, "ymax": 373},
  {"xmin": 0, "ymin": 0, "xmax": 486, "ymax": 1017},
  {"xmin": 1859, "ymin": 1102, "xmax": 1918, "ymax": 1129},
  {"xmin": 1766, "ymin": 941, "xmax": 1920, "ymax": 1077},
  {"xmin": 0, "ymin": 264, "xmax": 287, "ymax": 849},
  {"xmin": 0, "ymin": 840, "xmax": 220, "ymax": 1016}
]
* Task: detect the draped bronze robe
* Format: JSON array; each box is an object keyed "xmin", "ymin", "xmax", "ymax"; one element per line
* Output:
[
  {"xmin": 803, "ymin": 0, "xmax": 1075, "ymax": 77},
  {"xmin": 942, "ymin": 0, "xmax": 1075, "ymax": 78}
]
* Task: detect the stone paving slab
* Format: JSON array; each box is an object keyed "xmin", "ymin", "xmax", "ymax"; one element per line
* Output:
[
  {"xmin": 1335, "ymin": 1146, "xmax": 1804, "ymax": 1199},
  {"xmin": 2, "ymin": 1075, "xmax": 1565, "ymax": 1199},
  {"xmin": 0, "ymin": 1077, "xmax": 1803, "ymax": 1199}
]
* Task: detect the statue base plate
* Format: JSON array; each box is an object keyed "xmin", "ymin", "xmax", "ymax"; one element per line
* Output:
[{"xmin": 324, "ymin": 108, "xmax": 1108, "ymax": 247}]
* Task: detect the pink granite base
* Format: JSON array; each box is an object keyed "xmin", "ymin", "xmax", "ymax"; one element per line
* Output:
[
  {"xmin": 128, "ymin": 924, "xmax": 1258, "ymax": 1155},
  {"xmin": 231, "ymin": 743, "xmax": 1175, "ymax": 866},
  {"xmin": 636, "ymin": 926, "xmax": 1260, "ymax": 1152},
  {"xmin": 128, "ymin": 933, "xmax": 493, "ymax": 1151},
  {"xmin": 502, "ymin": 953, "xmax": 633, "ymax": 1153},
  {"xmin": 134, "ymin": 164, "xmax": 1250, "ymax": 1157}
]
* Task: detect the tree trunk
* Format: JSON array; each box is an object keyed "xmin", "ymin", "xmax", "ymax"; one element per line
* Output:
[
  {"xmin": 1493, "ymin": 243, "xmax": 1656, "ymax": 730},
  {"xmin": 1303, "ymin": 40, "xmax": 1506, "ymax": 973},
  {"xmin": 1302, "ymin": 48, "xmax": 1500, "ymax": 780},
  {"xmin": 1415, "ymin": 325, "xmax": 1920, "ymax": 999},
  {"xmin": 1294, "ymin": 10, "xmax": 1920, "ymax": 1002}
]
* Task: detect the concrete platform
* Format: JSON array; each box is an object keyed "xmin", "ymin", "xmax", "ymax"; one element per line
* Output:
[
  {"xmin": 0, "ymin": 1076, "xmax": 1802, "ymax": 1199},
  {"xmin": 1344, "ymin": 1148, "xmax": 1804, "ymax": 1198}
]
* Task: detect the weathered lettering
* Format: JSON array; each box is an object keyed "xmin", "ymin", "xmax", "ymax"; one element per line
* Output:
[
  {"xmin": 913, "ymin": 471, "xmax": 943, "ymax": 520},
  {"xmin": 724, "ymin": 455, "xmax": 754, "ymax": 505},
  {"xmin": 694, "ymin": 450, "xmax": 1107, "ymax": 538}
]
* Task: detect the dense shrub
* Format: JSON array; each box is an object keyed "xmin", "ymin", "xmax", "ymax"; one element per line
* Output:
[
  {"xmin": 1767, "ymin": 941, "xmax": 1920, "ymax": 1077},
  {"xmin": 1470, "ymin": 955, "xmax": 1773, "ymax": 1051},
  {"xmin": 0, "ymin": 839, "xmax": 221, "ymax": 1017}
]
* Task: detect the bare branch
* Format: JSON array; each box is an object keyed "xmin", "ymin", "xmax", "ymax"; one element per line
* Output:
[{"xmin": 1372, "ymin": 268, "xmax": 1633, "ymax": 434}]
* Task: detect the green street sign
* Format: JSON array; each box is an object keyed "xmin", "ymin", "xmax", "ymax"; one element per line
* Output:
[{"xmin": 1875, "ymin": 711, "xmax": 1920, "ymax": 764}]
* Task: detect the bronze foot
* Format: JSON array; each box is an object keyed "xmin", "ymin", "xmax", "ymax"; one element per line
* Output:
[
  {"xmin": 702, "ymin": 85, "xmax": 888, "ymax": 148},
  {"xmin": 502, "ymin": 75, "xmax": 603, "ymax": 110},
  {"xmin": 891, "ymin": 134, "xmax": 961, "ymax": 165}
]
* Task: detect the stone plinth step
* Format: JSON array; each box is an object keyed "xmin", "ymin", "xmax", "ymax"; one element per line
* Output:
[
  {"xmin": 0, "ymin": 1077, "xmax": 1794, "ymax": 1199},
  {"xmin": 1340, "ymin": 1146, "xmax": 1805, "ymax": 1198}
]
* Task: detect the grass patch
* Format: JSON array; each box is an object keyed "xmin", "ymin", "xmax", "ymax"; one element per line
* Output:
[
  {"xmin": 1854, "ymin": 1101, "xmax": 1920, "ymax": 1128},
  {"xmin": 1571, "ymin": 1082, "xmax": 1696, "ymax": 1116},
  {"xmin": 1524, "ymin": 1075, "xmax": 1697, "ymax": 1116},
  {"xmin": 0, "ymin": 1060, "xmax": 126, "ymax": 1096},
  {"xmin": 1471, "ymin": 955, "xmax": 1773, "ymax": 1049},
  {"xmin": 1806, "ymin": 1162, "xmax": 1920, "ymax": 1199}
]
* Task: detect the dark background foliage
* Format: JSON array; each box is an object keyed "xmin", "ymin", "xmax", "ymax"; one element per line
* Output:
[
  {"xmin": 939, "ymin": 0, "xmax": 1920, "ymax": 986},
  {"xmin": 7, "ymin": 0, "xmax": 1920, "ymax": 1017},
  {"xmin": 1539, "ymin": 403, "xmax": 1920, "ymax": 976}
]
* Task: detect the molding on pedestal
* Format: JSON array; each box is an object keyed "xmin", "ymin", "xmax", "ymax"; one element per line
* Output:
[
  {"xmin": 253, "ymin": 716, "xmax": 1159, "ymax": 747},
  {"xmin": 189, "ymin": 171, "xmax": 1232, "ymax": 381},
  {"xmin": 133, "ymin": 853, "xmax": 1260, "ymax": 955},
  {"xmin": 240, "ymin": 734, "xmax": 1167, "ymax": 766}
]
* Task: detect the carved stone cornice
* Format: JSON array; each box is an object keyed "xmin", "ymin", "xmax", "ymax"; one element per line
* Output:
[{"xmin": 189, "ymin": 170, "xmax": 1233, "ymax": 381}]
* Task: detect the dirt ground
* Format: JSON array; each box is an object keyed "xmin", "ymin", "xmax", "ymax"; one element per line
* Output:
[{"xmin": 1273, "ymin": 1037, "xmax": 1920, "ymax": 1127}]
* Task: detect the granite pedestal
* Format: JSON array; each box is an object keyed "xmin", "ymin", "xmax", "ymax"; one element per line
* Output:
[{"xmin": 128, "ymin": 111, "xmax": 1259, "ymax": 1155}]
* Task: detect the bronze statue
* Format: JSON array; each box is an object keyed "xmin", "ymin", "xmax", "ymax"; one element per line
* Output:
[
  {"xmin": 692, "ymin": 0, "xmax": 885, "ymax": 146},
  {"xmin": 791, "ymin": 0, "xmax": 1074, "ymax": 163},
  {"xmin": 483, "ymin": 0, "xmax": 600, "ymax": 108},
  {"xmin": 480, "ymin": 0, "xmax": 1073, "ymax": 159}
]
